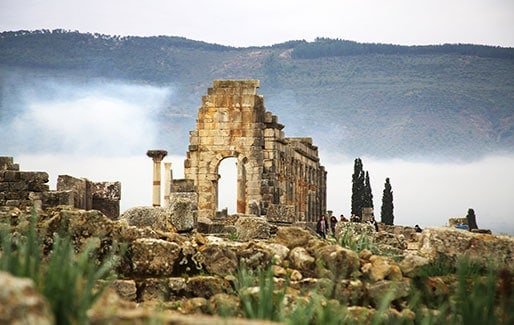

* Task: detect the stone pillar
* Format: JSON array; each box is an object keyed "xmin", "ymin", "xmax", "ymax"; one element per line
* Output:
[
  {"xmin": 146, "ymin": 150, "xmax": 168, "ymax": 207},
  {"xmin": 163, "ymin": 162, "xmax": 172, "ymax": 207}
]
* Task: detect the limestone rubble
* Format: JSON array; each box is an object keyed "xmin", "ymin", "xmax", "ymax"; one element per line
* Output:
[{"xmin": 1, "ymin": 203, "xmax": 513, "ymax": 323}]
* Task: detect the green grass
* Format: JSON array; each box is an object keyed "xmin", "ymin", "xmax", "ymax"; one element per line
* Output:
[
  {"xmin": 235, "ymin": 263, "xmax": 287, "ymax": 321},
  {"xmin": 0, "ymin": 209, "xmax": 121, "ymax": 324}
]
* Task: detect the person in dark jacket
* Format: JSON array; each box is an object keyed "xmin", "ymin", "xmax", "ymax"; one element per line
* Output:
[{"xmin": 317, "ymin": 215, "xmax": 329, "ymax": 239}]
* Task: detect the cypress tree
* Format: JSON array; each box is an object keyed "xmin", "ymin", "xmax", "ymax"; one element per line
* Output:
[
  {"xmin": 363, "ymin": 171, "xmax": 374, "ymax": 209},
  {"xmin": 351, "ymin": 158, "xmax": 365, "ymax": 217},
  {"xmin": 381, "ymin": 177, "xmax": 394, "ymax": 225}
]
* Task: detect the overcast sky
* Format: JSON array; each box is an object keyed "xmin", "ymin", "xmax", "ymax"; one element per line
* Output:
[{"xmin": 1, "ymin": 0, "xmax": 513, "ymax": 47}]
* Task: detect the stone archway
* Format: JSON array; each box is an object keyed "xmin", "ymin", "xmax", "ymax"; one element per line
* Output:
[
  {"xmin": 183, "ymin": 80, "xmax": 264, "ymax": 219},
  {"xmin": 178, "ymin": 80, "xmax": 327, "ymax": 221}
]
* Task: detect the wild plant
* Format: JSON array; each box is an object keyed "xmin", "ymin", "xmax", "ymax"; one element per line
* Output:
[{"xmin": 0, "ymin": 209, "xmax": 121, "ymax": 324}]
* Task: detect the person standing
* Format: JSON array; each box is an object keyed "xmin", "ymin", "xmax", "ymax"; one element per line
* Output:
[
  {"xmin": 330, "ymin": 215, "xmax": 338, "ymax": 236},
  {"xmin": 317, "ymin": 215, "xmax": 328, "ymax": 239}
]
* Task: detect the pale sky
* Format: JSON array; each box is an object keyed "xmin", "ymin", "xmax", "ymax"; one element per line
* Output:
[{"xmin": 1, "ymin": 0, "xmax": 513, "ymax": 47}]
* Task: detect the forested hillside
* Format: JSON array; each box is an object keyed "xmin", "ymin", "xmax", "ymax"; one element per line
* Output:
[{"xmin": 1, "ymin": 30, "xmax": 514, "ymax": 158}]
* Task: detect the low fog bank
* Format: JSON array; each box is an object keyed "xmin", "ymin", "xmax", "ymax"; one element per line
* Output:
[
  {"xmin": 322, "ymin": 153, "xmax": 514, "ymax": 235},
  {"xmin": 0, "ymin": 74, "xmax": 177, "ymax": 156}
]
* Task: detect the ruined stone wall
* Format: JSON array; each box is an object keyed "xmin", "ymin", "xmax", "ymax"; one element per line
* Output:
[
  {"xmin": 178, "ymin": 80, "xmax": 326, "ymax": 222},
  {"xmin": 0, "ymin": 156, "xmax": 120, "ymax": 219},
  {"xmin": 0, "ymin": 157, "xmax": 50, "ymax": 209},
  {"xmin": 57, "ymin": 175, "xmax": 121, "ymax": 219}
]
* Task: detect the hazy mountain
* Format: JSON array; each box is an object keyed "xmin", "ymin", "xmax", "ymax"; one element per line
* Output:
[{"xmin": 1, "ymin": 30, "xmax": 514, "ymax": 159}]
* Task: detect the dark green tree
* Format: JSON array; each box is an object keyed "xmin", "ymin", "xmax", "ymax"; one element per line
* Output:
[
  {"xmin": 363, "ymin": 171, "xmax": 374, "ymax": 209},
  {"xmin": 380, "ymin": 178, "xmax": 394, "ymax": 225},
  {"xmin": 351, "ymin": 158, "xmax": 365, "ymax": 217},
  {"xmin": 466, "ymin": 208, "xmax": 478, "ymax": 230}
]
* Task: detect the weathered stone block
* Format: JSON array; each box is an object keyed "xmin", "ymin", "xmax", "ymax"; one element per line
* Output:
[
  {"xmin": 266, "ymin": 204, "xmax": 296, "ymax": 223},
  {"xmin": 57, "ymin": 175, "xmax": 91, "ymax": 209},
  {"xmin": 166, "ymin": 192, "xmax": 198, "ymax": 232},
  {"xmin": 234, "ymin": 216, "xmax": 271, "ymax": 241},
  {"xmin": 111, "ymin": 280, "xmax": 137, "ymax": 301},
  {"xmin": 171, "ymin": 179, "xmax": 195, "ymax": 192},
  {"xmin": 131, "ymin": 239, "xmax": 181, "ymax": 276},
  {"xmin": 273, "ymin": 226, "xmax": 313, "ymax": 249},
  {"xmin": 199, "ymin": 243, "xmax": 238, "ymax": 276},
  {"xmin": 289, "ymin": 247, "xmax": 315, "ymax": 273},
  {"xmin": 186, "ymin": 276, "xmax": 232, "ymax": 298},
  {"xmin": 0, "ymin": 157, "xmax": 16, "ymax": 171},
  {"xmin": 120, "ymin": 206, "xmax": 175, "ymax": 233},
  {"xmin": 42, "ymin": 190, "xmax": 74, "ymax": 208}
]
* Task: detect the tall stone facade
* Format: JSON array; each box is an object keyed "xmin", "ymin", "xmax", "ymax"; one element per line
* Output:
[{"xmin": 175, "ymin": 80, "xmax": 327, "ymax": 222}]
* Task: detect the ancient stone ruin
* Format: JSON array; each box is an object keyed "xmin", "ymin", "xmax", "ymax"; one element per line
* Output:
[
  {"xmin": 0, "ymin": 156, "xmax": 120, "ymax": 219},
  {"xmin": 171, "ymin": 80, "xmax": 327, "ymax": 223}
]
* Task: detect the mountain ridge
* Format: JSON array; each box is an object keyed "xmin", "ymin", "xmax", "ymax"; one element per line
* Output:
[{"xmin": 1, "ymin": 30, "xmax": 513, "ymax": 159}]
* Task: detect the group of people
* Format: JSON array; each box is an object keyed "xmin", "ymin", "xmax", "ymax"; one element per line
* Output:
[
  {"xmin": 316, "ymin": 213, "xmax": 381, "ymax": 238},
  {"xmin": 316, "ymin": 213, "xmax": 424, "ymax": 238}
]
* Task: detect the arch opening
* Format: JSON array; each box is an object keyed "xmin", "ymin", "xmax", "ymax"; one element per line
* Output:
[{"xmin": 217, "ymin": 157, "xmax": 238, "ymax": 214}]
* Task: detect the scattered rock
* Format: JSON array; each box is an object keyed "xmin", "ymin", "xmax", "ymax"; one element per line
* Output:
[
  {"xmin": 418, "ymin": 227, "xmax": 514, "ymax": 268},
  {"xmin": 208, "ymin": 293, "xmax": 241, "ymax": 317},
  {"xmin": 167, "ymin": 192, "xmax": 198, "ymax": 232},
  {"xmin": 186, "ymin": 276, "xmax": 232, "ymax": 298},
  {"xmin": 314, "ymin": 244, "xmax": 360, "ymax": 279},
  {"xmin": 130, "ymin": 238, "xmax": 181, "ymax": 276},
  {"xmin": 363, "ymin": 255, "xmax": 394, "ymax": 282},
  {"xmin": 234, "ymin": 216, "xmax": 271, "ymax": 241},
  {"xmin": 274, "ymin": 226, "xmax": 313, "ymax": 249},
  {"xmin": 399, "ymin": 253, "xmax": 430, "ymax": 277},
  {"xmin": 334, "ymin": 279, "xmax": 365, "ymax": 305},
  {"xmin": 120, "ymin": 206, "xmax": 175, "ymax": 233},
  {"xmin": 199, "ymin": 243, "xmax": 238, "ymax": 276},
  {"xmin": 0, "ymin": 271, "xmax": 54, "ymax": 324},
  {"xmin": 289, "ymin": 247, "xmax": 315, "ymax": 274},
  {"xmin": 366, "ymin": 279, "xmax": 411, "ymax": 307},
  {"xmin": 197, "ymin": 216, "xmax": 213, "ymax": 233},
  {"xmin": 373, "ymin": 231, "xmax": 407, "ymax": 250},
  {"xmin": 181, "ymin": 297, "xmax": 209, "ymax": 314},
  {"xmin": 111, "ymin": 279, "xmax": 137, "ymax": 301}
]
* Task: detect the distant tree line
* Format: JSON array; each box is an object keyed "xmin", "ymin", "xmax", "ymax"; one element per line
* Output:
[
  {"xmin": 291, "ymin": 37, "xmax": 514, "ymax": 60},
  {"xmin": 0, "ymin": 30, "xmax": 236, "ymax": 82}
]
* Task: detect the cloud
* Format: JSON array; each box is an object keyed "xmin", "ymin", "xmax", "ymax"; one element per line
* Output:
[{"xmin": 1, "ymin": 76, "xmax": 173, "ymax": 156}]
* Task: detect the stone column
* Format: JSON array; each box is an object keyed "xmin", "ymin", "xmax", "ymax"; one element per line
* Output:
[
  {"xmin": 163, "ymin": 162, "xmax": 172, "ymax": 206},
  {"xmin": 146, "ymin": 150, "xmax": 168, "ymax": 207}
]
